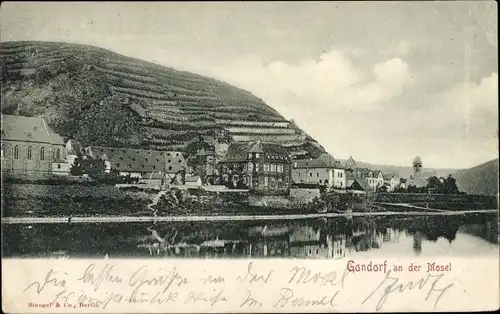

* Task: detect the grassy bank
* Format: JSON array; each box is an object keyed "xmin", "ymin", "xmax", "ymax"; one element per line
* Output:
[{"xmin": 1, "ymin": 183, "xmax": 155, "ymax": 217}]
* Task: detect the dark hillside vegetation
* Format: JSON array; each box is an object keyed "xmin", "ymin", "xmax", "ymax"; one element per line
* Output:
[{"xmin": 455, "ymin": 159, "xmax": 499, "ymax": 197}]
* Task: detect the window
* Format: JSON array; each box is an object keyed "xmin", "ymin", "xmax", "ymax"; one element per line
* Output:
[
  {"xmin": 294, "ymin": 162, "xmax": 297, "ymax": 168},
  {"xmin": 120, "ymin": 157, "xmax": 124, "ymax": 160},
  {"xmin": 263, "ymin": 164, "xmax": 269, "ymax": 172},
  {"xmin": 316, "ymin": 172, "xmax": 319, "ymax": 177},
  {"xmin": 40, "ymin": 147, "xmax": 45, "ymax": 160},
  {"xmin": 116, "ymin": 163, "xmax": 120, "ymax": 167},
  {"xmin": 168, "ymin": 159, "xmax": 171, "ymax": 163},
  {"xmin": 309, "ymin": 172, "xmax": 312, "ymax": 177},
  {"xmin": 255, "ymin": 153, "xmax": 260, "ymax": 158},
  {"xmin": 319, "ymin": 180, "xmax": 322, "ymax": 184},
  {"xmin": 255, "ymin": 164, "xmax": 259, "ymax": 172},
  {"xmin": 57, "ymin": 164, "xmax": 61, "ymax": 169},
  {"xmin": 175, "ymin": 153, "xmax": 179, "ymax": 157},
  {"xmin": 56, "ymin": 149, "xmax": 61, "ymax": 160},
  {"xmin": 248, "ymin": 153, "xmax": 252, "ymax": 159},
  {"xmin": 264, "ymin": 176, "xmax": 269, "ymax": 187},
  {"xmin": 132, "ymin": 158, "xmax": 136, "ymax": 161},
  {"xmin": 271, "ymin": 164, "xmax": 276, "ymax": 172},
  {"xmin": 325, "ymin": 180, "xmax": 328, "ymax": 184},
  {"xmin": 178, "ymin": 160, "xmax": 181, "ymax": 163},
  {"xmin": 27, "ymin": 146, "xmax": 32, "ymax": 160}
]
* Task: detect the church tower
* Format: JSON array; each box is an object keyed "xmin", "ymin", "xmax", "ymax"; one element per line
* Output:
[{"xmin": 412, "ymin": 156, "xmax": 423, "ymax": 178}]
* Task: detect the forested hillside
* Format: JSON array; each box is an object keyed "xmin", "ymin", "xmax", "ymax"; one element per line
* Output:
[
  {"xmin": 455, "ymin": 159, "xmax": 499, "ymax": 196},
  {"xmin": 1, "ymin": 41, "xmax": 322, "ymax": 156}
]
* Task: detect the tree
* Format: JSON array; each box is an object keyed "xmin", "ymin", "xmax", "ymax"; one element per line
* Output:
[
  {"xmin": 427, "ymin": 176, "xmax": 441, "ymax": 190},
  {"xmin": 80, "ymin": 155, "xmax": 107, "ymax": 180},
  {"xmin": 445, "ymin": 174, "xmax": 459, "ymax": 194},
  {"xmin": 69, "ymin": 153, "xmax": 84, "ymax": 176}
]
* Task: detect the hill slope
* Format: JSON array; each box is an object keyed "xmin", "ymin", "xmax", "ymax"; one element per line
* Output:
[
  {"xmin": 1, "ymin": 41, "xmax": 323, "ymax": 156},
  {"xmin": 454, "ymin": 159, "xmax": 499, "ymax": 196}
]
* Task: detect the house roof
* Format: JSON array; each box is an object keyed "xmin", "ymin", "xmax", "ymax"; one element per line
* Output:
[
  {"xmin": 185, "ymin": 175, "xmax": 201, "ymax": 182},
  {"xmin": 356, "ymin": 167, "xmax": 371, "ymax": 177},
  {"xmin": 86, "ymin": 146, "xmax": 187, "ymax": 173},
  {"xmin": 348, "ymin": 178, "xmax": 373, "ymax": 192},
  {"xmin": 345, "ymin": 156, "xmax": 357, "ymax": 169},
  {"xmin": 223, "ymin": 141, "xmax": 289, "ymax": 163},
  {"xmin": 294, "ymin": 153, "xmax": 343, "ymax": 169},
  {"xmin": 224, "ymin": 142, "xmax": 253, "ymax": 162},
  {"xmin": 249, "ymin": 141, "xmax": 264, "ymax": 153},
  {"xmin": 1, "ymin": 114, "xmax": 64, "ymax": 145}
]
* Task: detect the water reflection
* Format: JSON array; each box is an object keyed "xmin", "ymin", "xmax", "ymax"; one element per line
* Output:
[{"xmin": 2, "ymin": 213, "xmax": 498, "ymax": 259}]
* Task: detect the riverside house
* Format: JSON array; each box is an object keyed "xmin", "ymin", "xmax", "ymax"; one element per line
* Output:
[
  {"xmin": 219, "ymin": 141, "xmax": 291, "ymax": 195},
  {"xmin": 367, "ymin": 170, "xmax": 384, "ymax": 190},
  {"xmin": 291, "ymin": 153, "xmax": 347, "ymax": 190},
  {"xmin": 1, "ymin": 114, "xmax": 67, "ymax": 178},
  {"xmin": 85, "ymin": 146, "xmax": 187, "ymax": 182}
]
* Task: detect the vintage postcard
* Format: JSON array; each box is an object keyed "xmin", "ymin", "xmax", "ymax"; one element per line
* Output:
[{"xmin": 1, "ymin": 1, "xmax": 499, "ymax": 313}]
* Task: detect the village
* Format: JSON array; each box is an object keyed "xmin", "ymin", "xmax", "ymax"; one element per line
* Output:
[{"xmin": 1, "ymin": 114, "xmax": 456, "ymax": 211}]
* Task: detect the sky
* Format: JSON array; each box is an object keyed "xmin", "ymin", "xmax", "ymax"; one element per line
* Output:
[{"xmin": 1, "ymin": 1, "xmax": 498, "ymax": 169}]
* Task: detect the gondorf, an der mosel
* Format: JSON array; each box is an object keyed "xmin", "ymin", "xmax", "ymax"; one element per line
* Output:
[{"xmin": 1, "ymin": 38, "xmax": 498, "ymax": 260}]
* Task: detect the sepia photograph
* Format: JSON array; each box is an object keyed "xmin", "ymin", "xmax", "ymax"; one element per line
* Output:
[{"xmin": 1, "ymin": 1, "xmax": 498, "ymax": 312}]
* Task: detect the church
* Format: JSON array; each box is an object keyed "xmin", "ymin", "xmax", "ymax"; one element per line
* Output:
[
  {"xmin": 1, "ymin": 114, "xmax": 67, "ymax": 178},
  {"xmin": 406, "ymin": 156, "xmax": 428, "ymax": 188}
]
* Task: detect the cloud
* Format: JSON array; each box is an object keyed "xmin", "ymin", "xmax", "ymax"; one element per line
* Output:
[
  {"xmin": 199, "ymin": 47, "xmax": 412, "ymax": 115},
  {"xmin": 440, "ymin": 72, "xmax": 498, "ymax": 115}
]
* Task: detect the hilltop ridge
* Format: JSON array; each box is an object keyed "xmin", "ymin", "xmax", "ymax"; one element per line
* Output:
[
  {"xmin": 1, "ymin": 41, "xmax": 324, "ymax": 157},
  {"xmin": 455, "ymin": 158, "xmax": 499, "ymax": 196}
]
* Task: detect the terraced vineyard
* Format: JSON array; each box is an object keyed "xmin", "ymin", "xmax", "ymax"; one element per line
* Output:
[{"xmin": 1, "ymin": 41, "xmax": 323, "ymax": 157}]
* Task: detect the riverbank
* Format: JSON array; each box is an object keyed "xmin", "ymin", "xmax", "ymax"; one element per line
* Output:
[
  {"xmin": 2, "ymin": 209, "xmax": 497, "ymax": 224},
  {"xmin": 1, "ymin": 183, "xmax": 156, "ymax": 217}
]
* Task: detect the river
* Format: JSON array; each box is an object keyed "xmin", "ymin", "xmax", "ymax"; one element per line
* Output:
[{"xmin": 2, "ymin": 212, "xmax": 498, "ymax": 259}]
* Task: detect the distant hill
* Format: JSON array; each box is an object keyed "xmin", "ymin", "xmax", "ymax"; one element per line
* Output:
[
  {"xmin": 455, "ymin": 159, "xmax": 499, "ymax": 196},
  {"xmin": 337, "ymin": 158, "xmax": 458, "ymax": 179},
  {"xmin": 0, "ymin": 41, "xmax": 323, "ymax": 157}
]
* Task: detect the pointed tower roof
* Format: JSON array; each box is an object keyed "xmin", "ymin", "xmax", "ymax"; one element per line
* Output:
[
  {"xmin": 413, "ymin": 156, "xmax": 422, "ymax": 165},
  {"xmin": 345, "ymin": 156, "xmax": 357, "ymax": 169},
  {"xmin": 249, "ymin": 141, "xmax": 264, "ymax": 153}
]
